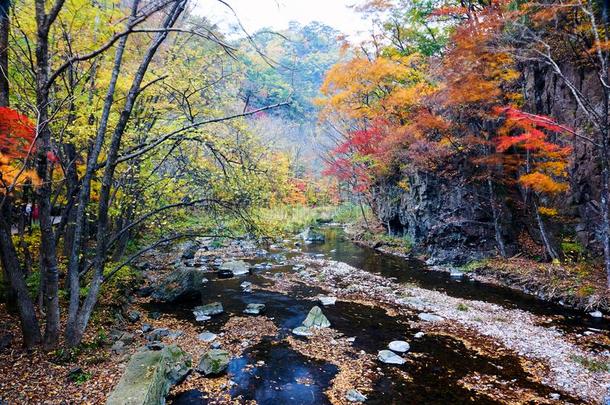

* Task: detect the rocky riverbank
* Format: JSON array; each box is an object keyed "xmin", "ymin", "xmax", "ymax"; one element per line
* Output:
[
  {"xmin": 347, "ymin": 222, "xmax": 610, "ymax": 313},
  {"xmin": 272, "ymin": 257, "xmax": 610, "ymax": 403}
]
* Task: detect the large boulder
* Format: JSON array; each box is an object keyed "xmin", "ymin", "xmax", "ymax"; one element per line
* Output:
[
  {"xmin": 181, "ymin": 241, "xmax": 200, "ymax": 260},
  {"xmin": 219, "ymin": 260, "xmax": 250, "ymax": 275},
  {"xmin": 151, "ymin": 268, "xmax": 208, "ymax": 303},
  {"xmin": 302, "ymin": 306, "xmax": 331, "ymax": 328},
  {"xmin": 196, "ymin": 349, "xmax": 231, "ymax": 376},
  {"xmin": 106, "ymin": 345, "xmax": 191, "ymax": 405}
]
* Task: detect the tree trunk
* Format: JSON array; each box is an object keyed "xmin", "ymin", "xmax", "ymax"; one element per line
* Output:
[
  {"xmin": 0, "ymin": 205, "xmax": 42, "ymax": 348},
  {"xmin": 66, "ymin": 0, "xmax": 185, "ymax": 347},
  {"xmin": 487, "ymin": 177, "xmax": 507, "ymax": 258},
  {"xmin": 0, "ymin": 0, "xmax": 9, "ymax": 107}
]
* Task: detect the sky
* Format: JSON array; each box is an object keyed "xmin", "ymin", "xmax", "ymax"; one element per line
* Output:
[{"xmin": 193, "ymin": 0, "xmax": 373, "ymax": 40}]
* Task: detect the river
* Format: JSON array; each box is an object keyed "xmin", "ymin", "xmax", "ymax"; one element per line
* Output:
[{"xmin": 150, "ymin": 226, "xmax": 608, "ymax": 404}]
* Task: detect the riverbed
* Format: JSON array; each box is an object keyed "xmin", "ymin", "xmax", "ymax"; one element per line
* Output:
[{"xmin": 143, "ymin": 227, "xmax": 610, "ymax": 404}]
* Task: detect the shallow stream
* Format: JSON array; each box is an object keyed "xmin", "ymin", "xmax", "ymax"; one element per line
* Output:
[{"xmin": 156, "ymin": 227, "xmax": 606, "ymax": 404}]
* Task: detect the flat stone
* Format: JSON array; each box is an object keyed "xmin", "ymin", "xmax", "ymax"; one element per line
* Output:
[
  {"xmin": 243, "ymin": 303, "xmax": 266, "ymax": 315},
  {"xmin": 388, "ymin": 341, "xmax": 410, "ymax": 353},
  {"xmin": 418, "ymin": 313, "xmax": 444, "ymax": 322},
  {"xmin": 240, "ymin": 281, "xmax": 252, "ymax": 292},
  {"xmin": 346, "ymin": 389, "xmax": 367, "ymax": 402},
  {"xmin": 292, "ymin": 326, "xmax": 313, "ymax": 337},
  {"xmin": 197, "ymin": 332, "xmax": 217, "ymax": 342},
  {"xmin": 589, "ymin": 310, "xmax": 603, "ymax": 318},
  {"xmin": 196, "ymin": 349, "xmax": 231, "ymax": 376},
  {"xmin": 106, "ymin": 345, "xmax": 190, "ymax": 405},
  {"xmin": 302, "ymin": 306, "xmax": 331, "ymax": 328},
  {"xmin": 194, "ymin": 302, "xmax": 224, "ymax": 317},
  {"xmin": 319, "ymin": 296, "xmax": 337, "ymax": 306},
  {"xmin": 378, "ymin": 350, "xmax": 406, "ymax": 365},
  {"xmin": 147, "ymin": 328, "xmax": 170, "ymax": 342}
]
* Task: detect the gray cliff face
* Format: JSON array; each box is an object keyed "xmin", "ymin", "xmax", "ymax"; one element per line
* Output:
[{"xmin": 373, "ymin": 63, "xmax": 604, "ymax": 264}]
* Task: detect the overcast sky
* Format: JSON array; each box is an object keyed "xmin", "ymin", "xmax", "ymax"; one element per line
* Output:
[{"xmin": 193, "ymin": 0, "xmax": 373, "ymax": 40}]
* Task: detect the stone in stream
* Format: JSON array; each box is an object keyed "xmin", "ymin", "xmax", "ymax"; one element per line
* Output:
[
  {"xmin": 196, "ymin": 349, "xmax": 231, "ymax": 376},
  {"xmin": 292, "ymin": 326, "xmax": 313, "ymax": 337},
  {"xmin": 319, "ymin": 296, "xmax": 337, "ymax": 306},
  {"xmin": 151, "ymin": 268, "xmax": 208, "ymax": 303},
  {"xmin": 240, "ymin": 281, "xmax": 252, "ymax": 292},
  {"xmin": 106, "ymin": 345, "xmax": 190, "ymax": 405},
  {"xmin": 418, "ymin": 313, "xmax": 444, "ymax": 322},
  {"xmin": 589, "ymin": 310, "xmax": 603, "ymax": 318},
  {"xmin": 346, "ymin": 389, "xmax": 367, "ymax": 403},
  {"xmin": 181, "ymin": 240, "xmax": 200, "ymax": 260},
  {"xmin": 243, "ymin": 303, "xmax": 266, "ymax": 315},
  {"xmin": 219, "ymin": 260, "xmax": 250, "ymax": 275},
  {"xmin": 302, "ymin": 306, "xmax": 331, "ymax": 328},
  {"xmin": 377, "ymin": 350, "xmax": 406, "ymax": 365},
  {"xmin": 197, "ymin": 332, "xmax": 217, "ymax": 342},
  {"xmin": 193, "ymin": 302, "xmax": 224, "ymax": 322},
  {"xmin": 388, "ymin": 341, "xmax": 410, "ymax": 353},
  {"xmin": 414, "ymin": 332, "xmax": 425, "ymax": 339}
]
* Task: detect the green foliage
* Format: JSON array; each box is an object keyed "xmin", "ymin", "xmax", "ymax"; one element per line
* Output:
[
  {"xmin": 570, "ymin": 355, "xmax": 610, "ymax": 372},
  {"xmin": 332, "ymin": 203, "xmax": 370, "ymax": 224},
  {"xmin": 460, "ymin": 260, "xmax": 489, "ymax": 273},
  {"xmin": 456, "ymin": 303, "xmax": 469, "ymax": 311},
  {"xmin": 561, "ymin": 240, "xmax": 586, "ymax": 263}
]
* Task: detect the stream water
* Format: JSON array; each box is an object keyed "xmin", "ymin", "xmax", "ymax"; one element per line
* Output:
[{"xmin": 159, "ymin": 227, "xmax": 606, "ymax": 404}]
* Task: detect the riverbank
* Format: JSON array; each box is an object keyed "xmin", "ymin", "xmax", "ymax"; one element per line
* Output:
[
  {"xmin": 279, "ymin": 256, "xmax": 610, "ymax": 403},
  {"xmin": 346, "ymin": 221, "xmax": 610, "ymax": 313}
]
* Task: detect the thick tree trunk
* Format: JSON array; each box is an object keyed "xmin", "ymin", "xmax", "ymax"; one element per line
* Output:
[
  {"xmin": 34, "ymin": 0, "xmax": 63, "ymax": 349},
  {"xmin": 0, "ymin": 205, "xmax": 42, "ymax": 348}
]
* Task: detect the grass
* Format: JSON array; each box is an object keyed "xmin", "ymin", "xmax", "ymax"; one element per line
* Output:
[
  {"xmin": 456, "ymin": 303, "xmax": 469, "ymax": 311},
  {"xmin": 571, "ymin": 355, "xmax": 610, "ymax": 372},
  {"xmin": 255, "ymin": 203, "xmax": 367, "ymax": 237}
]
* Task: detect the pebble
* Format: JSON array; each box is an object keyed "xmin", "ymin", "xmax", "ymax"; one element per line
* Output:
[
  {"xmin": 388, "ymin": 341, "xmax": 410, "ymax": 353},
  {"xmin": 346, "ymin": 388, "xmax": 367, "ymax": 402},
  {"xmin": 414, "ymin": 332, "xmax": 425, "ymax": 339},
  {"xmin": 589, "ymin": 311, "xmax": 603, "ymax": 318}
]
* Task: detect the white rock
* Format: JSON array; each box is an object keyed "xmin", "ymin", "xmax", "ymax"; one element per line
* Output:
[
  {"xmin": 319, "ymin": 296, "xmax": 337, "ymax": 306},
  {"xmin": 346, "ymin": 389, "xmax": 367, "ymax": 402},
  {"xmin": 418, "ymin": 313, "xmax": 444, "ymax": 322},
  {"xmin": 388, "ymin": 341, "xmax": 410, "ymax": 353},
  {"xmin": 414, "ymin": 332, "xmax": 425, "ymax": 339},
  {"xmin": 197, "ymin": 332, "xmax": 217, "ymax": 342},
  {"xmin": 292, "ymin": 326, "xmax": 313, "ymax": 337},
  {"xmin": 589, "ymin": 310, "xmax": 603, "ymax": 318},
  {"xmin": 549, "ymin": 393, "xmax": 561, "ymax": 400},
  {"xmin": 377, "ymin": 350, "xmax": 406, "ymax": 365}
]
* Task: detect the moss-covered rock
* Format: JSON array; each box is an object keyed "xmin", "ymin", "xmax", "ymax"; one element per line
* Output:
[
  {"xmin": 106, "ymin": 345, "xmax": 190, "ymax": 405},
  {"xmin": 195, "ymin": 349, "xmax": 231, "ymax": 376}
]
